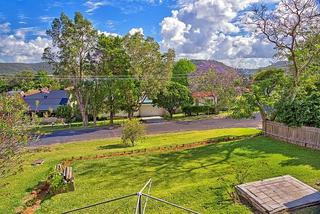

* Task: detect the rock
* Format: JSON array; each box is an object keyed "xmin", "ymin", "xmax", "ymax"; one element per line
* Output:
[{"xmin": 32, "ymin": 159, "xmax": 44, "ymax": 166}]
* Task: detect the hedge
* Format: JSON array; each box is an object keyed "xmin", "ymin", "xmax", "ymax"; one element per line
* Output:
[{"xmin": 182, "ymin": 105, "xmax": 218, "ymax": 116}]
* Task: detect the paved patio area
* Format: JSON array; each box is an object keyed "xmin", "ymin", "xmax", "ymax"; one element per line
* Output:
[{"xmin": 236, "ymin": 175, "xmax": 320, "ymax": 214}]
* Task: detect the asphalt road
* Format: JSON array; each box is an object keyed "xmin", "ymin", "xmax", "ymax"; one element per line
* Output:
[{"xmin": 34, "ymin": 116, "xmax": 262, "ymax": 146}]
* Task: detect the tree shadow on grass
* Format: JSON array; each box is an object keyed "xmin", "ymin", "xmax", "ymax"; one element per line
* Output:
[
  {"xmin": 76, "ymin": 136, "xmax": 320, "ymax": 189},
  {"xmin": 63, "ymin": 136, "xmax": 320, "ymax": 214},
  {"xmin": 239, "ymin": 136, "xmax": 320, "ymax": 170},
  {"xmin": 97, "ymin": 144, "xmax": 129, "ymax": 150},
  {"xmin": 75, "ymin": 138, "xmax": 267, "ymax": 186}
]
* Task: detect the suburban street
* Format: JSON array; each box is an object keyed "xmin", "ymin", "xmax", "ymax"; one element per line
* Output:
[{"xmin": 35, "ymin": 116, "xmax": 262, "ymax": 146}]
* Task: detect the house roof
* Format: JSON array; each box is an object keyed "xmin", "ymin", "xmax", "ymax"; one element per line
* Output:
[
  {"xmin": 192, "ymin": 91, "xmax": 216, "ymax": 98},
  {"xmin": 23, "ymin": 90, "xmax": 69, "ymax": 111}
]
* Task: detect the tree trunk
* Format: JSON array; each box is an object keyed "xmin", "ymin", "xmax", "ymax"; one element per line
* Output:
[
  {"xmin": 77, "ymin": 96, "xmax": 88, "ymax": 127},
  {"xmin": 128, "ymin": 112, "xmax": 134, "ymax": 119},
  {"xmin": 258, "ymin": 107, "xmax": 267, "ymax": 134},
  {"xmin": 93, "ymin": 110, "xmax": 97, "ymax": 126},
  {"xmin": 75, "ymin": 90, "xmax": 88, "ymax": 127},
  {"xmin": 262, "ymin": 119, "xmax": 267, "ymax": 134},
  {"xmin": 109, "ymin": 111, "xmax": 114, "ymax": 125},
  {"xmin": 78, "ymin": 103, "xmax": 88, "ymax": 127},
  {"xmin": 169, "ymin": 110, "xmax": 173, "ymax": 119}
]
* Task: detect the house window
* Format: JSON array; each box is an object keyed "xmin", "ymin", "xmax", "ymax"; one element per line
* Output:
[{"xmin": 44, "ymin": 95, "xmax": 48, "ymax": 99}]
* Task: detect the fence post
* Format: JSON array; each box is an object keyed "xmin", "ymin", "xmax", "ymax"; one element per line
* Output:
[{"xmin": 262, "ymin": 120, "xmax": 266, "ymax": 135}]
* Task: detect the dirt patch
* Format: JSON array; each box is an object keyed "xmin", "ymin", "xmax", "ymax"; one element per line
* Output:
[{"xmin": 16, "ymin": 182, "xmax": 50, "ymax": 214}]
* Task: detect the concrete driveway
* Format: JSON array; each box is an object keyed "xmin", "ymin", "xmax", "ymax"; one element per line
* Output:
[{"xmin": 34, "ymin": 116, "xmax": 262, "ymax": 146}]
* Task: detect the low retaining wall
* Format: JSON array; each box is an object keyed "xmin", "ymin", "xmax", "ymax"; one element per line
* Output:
[{"xmin": 264, "ymin": 120, "xmax": 320, "ymax": 150}]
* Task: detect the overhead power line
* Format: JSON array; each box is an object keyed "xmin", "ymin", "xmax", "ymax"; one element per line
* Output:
[{"xmin": 0, "ymin": 73, "xmax": 199, "ymax": 81}]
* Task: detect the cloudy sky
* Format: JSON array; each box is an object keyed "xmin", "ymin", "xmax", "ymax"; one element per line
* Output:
[{"xmin": 0, "ymin": 0, "xmax": 280, "ymax": 68}]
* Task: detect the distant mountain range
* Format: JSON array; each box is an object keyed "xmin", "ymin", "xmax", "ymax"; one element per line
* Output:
[
  {"xmin": 237, "ymin": 61, "xmax": 289, "ymax": 76},
  {"xmin": 0, "ymin": 62, "xmax": 53, "ymax": 74},
  {"xmin": 192, "ymin": 59, "xmax": 288, "ymax": 77},
  {"xmin": 0, "ymin": 60, "xmax": 288, "ymax": 76},
  {"xmin": 191, "ymin": 59, "xmax": 237, "ymax": 74}
]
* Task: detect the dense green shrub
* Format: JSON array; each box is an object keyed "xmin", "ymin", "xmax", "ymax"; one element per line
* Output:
[
  {"xmin": 56, "ymin": 105, "xmax": 74, "ymax": 123},
  {"xmin": 276, "ymin": 89, "xmax": 320, "ymax": 128},
  {"xmin": 182, "ymin": 105, "xmax": 218, "ymax": 116}
]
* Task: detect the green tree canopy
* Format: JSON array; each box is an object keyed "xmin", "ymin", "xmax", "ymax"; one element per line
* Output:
[
  {"xmin": 231, "ymin": 68, "xmax": 288, "ymax": 121},
  {"xmin": 34, "ymin": 70, "xmax": 60, "ymax": 90},
  {"xmin": 96, "ymin": 34, "xmax": 130, "ymax": 124},
  {"xmin": 122, "ymin": 32, "xmax": 175, "ymax": 118},
  {"xmin": 11, "ymin": 70, "xmax": 35, "ymax": 92},
  {"xmin": 153, "ymin": 81, "xmax": 193, "ymax": 118},
  {"xmin": 172, "ymin": 59, "xmax": 196, "ymax": 86},
  {"xmin": 0, "ymin": 94, "xmax": 39, "ymax": 177},
  {"xmin": 43, "ymin": 12, "xmax": 98, "ymax": 127}
]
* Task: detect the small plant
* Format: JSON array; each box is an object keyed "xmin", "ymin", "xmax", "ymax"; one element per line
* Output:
[
  {"xmin": 121, "ymin": 119, "xmax": 145, "ymax": 147},
  {"xmin": 47, "ymin": 168, "xmax": 65, "ymax": 194}
]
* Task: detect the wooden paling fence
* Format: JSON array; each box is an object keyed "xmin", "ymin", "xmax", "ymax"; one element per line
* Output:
[{"xmin": 263, "ymin": 120, "xmax": 320, "ymax": 150}]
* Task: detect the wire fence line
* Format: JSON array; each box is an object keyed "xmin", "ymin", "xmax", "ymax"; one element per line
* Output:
[
  {"xmin": 61, "ymin": 179, "xmax": 200, "ymax": 214},
  {"xmin": 61, "ymin": 193, "xmax": 137, "ymax": 214},
  {"xmin": 0, "ymin": 73, "xmax": 199, "ymax": 80}
]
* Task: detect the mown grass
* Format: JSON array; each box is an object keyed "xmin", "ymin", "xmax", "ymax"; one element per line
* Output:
[
  {"xmin": 169, "ymin": 111, "xmax": 231, "ymax": 121},
  {"xmin": 38, "ymin": 119, "xmax": 126, "ymax": 134},
  {"xmin": 1, "ymin": 128, "xmax": 320, "ymax": 214}
]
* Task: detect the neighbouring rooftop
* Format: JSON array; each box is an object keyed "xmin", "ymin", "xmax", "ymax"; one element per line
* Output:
[
  {"xmin": 236, "ymin": 175, "xmax": 320, "ymax": 214},
  {"xmin": 23, "ymin": 89, "xmax": 69, "ymax": 112}
]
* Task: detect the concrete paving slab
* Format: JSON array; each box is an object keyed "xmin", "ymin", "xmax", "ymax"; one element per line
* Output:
[{"xmin": 236, "ymin": 175, "xmax": 320, "ymax": 213}]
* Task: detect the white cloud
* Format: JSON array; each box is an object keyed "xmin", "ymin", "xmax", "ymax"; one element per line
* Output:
[
  {"xmin": 0, "ymin": 22, "xmax": 10, "ymax": 33},
  {"xmin": 221, "ymin": 58, "xmax": 275, "ymax": 69},
  {"xmin": 98, "ymin": 30, "xmax": 120, "ymax": 37},
  {"xmin": 84, "ymin": 0, "xmax": 108, "ymax": 13},
  {"xmin": 161, "ymin": 10, "xmax": 191, "ymax": 46},
  {"xmin": 39, "ymin": 16, "xmax": 55, "ymax": 23},
  {"xmin": 86, "ymin": 0, "xmax": 164, "ymax": 15},
  {"xmin": 129, "ymin": 27, "xmax": 144, "ymax": 35},
  {"xmin": 15, "ymin": 27, "xmax": 46, "ymax": 39},
  {"xmin": 106, "ymin": 20, "xmax": 115, "ymax": 30},
  {"xmin": 0, "ymin": 35, "xmax": 51, "ymax": 63},
  {"xmin": 160, "ymin": 0, "xmax": 278, "ymax": 68}
]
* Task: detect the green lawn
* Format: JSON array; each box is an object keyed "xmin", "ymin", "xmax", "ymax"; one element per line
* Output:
[
  {"xmin": 1, "ymin": 128, "xmax": 320, "ymax": 213},
  {"xmin": 170, "ymin": 111, "xmax": 231, "ymax": 121},
  {"xmin": 38, "ymin": 119, "xmax": 126, "ymax": 134}
]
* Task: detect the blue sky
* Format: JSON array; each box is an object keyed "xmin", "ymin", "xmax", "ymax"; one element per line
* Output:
[
  {"xmin": 0, "ymin": 0, "xmax": 280, "ymax": 68},
  {"xmin": 0, "ymin": 0, "xmax": 173, "ymax": 40}
]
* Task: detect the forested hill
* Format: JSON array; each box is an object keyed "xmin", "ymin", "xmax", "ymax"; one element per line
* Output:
[
  {"xmin": 0, "ymin": 60, "xmax": 236, "ymax": 75},
  {"xmin": 0, "ymin": 60, "xmax": 287, "ymax": 76},
  {"xmin": 191, "ymin": 59, "xmax": 237, "ymax": 74},
  {"xmin": 0, "ymin": 62, "xmax": 53, "ymax": 74},
  {"xmin": 237, "ymin": 61, "xmax": 289, "ymax": 76}
]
